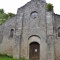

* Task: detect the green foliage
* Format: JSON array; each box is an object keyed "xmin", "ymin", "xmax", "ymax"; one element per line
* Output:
[
  {"xmin": 0, "ymin": 9, "xmax": 4, "ymax": 14},
  {"xmin": 0, "ymin": 53, "xmax": 13, "ymax": 58},
  {"xmin": 0, "ymin": 14, "xmax": 6, "ymax": 25},
  {"xmin": 7, "ymin": 13, "xmax": 15, "ymax": 19},
  {"xmin": 0, "ymin": 9, "xmax": 15, "ymax": 25},
  {"xmin": 0, "ymin": 54, "xmax": 27, "ymax": 60},
  {"xmin": 46, "ymin": 3, "xmax": 53, "ymax": 11},
  {"xmin": 0, "ymin": 56, "xmax": 27, "ymax": 60}
]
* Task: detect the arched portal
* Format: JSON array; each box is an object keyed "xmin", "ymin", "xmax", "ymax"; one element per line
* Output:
[{"xmin": 29, "ymin": 42, "xmax": 40, "ymax": 60}]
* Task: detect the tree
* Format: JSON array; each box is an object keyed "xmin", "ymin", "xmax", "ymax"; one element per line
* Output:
[
  {"xmin": 0, "ymin": 9, "xmax": 15, "ymax": 25},
  {"xmin": 46, "ymin": 3, "xmax": 53, "ymax": 11},
  {"xmin": 7, "ymin": 13, "xmax": 15, "ymax": 18},
  {"xmin": 0, "ymin": 9, "xmax": 4, "ymax": 14},
  {"xmin": 3, "ymin": 13, "xmax": 8, "ymax": 19}
]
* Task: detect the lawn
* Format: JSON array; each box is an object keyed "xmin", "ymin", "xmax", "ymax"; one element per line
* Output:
[{"xmin": 0, "ymin": 55, "xmax": 26, "ymax": 60}]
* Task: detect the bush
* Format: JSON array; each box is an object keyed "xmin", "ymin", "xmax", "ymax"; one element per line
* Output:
[
  {"xmin": 0, "ymin": 53, "xmax": 13, "ymax": 58},
  {"xmin": 46, "ymin": 3, "xmax": 53, "ymax": 11},
  {"xmin": 0, "ymin": 54, "xmax": 30, "ymax": 60}
]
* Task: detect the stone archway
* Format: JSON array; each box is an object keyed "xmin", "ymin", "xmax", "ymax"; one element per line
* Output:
[
  {"xmin": 28, "ymin": 36, "xmax": 40, "ymax": 60},
  {"xmin": 28, "ymin": 35, "xmax": 47, "ymax": 60},
  {"xmin": 29, "ymin": 42, "xmax": 40, "ymax": 60},
  {"xmin": 28, "ymin": 35, "xmax": 41, "ymax": 45}
]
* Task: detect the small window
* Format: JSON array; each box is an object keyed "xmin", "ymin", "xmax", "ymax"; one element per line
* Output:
[
  {"xmin": 0, "ymin": 31, "xmax": 3, "ymax": 43},
  {"xmin": 10, "ymin": 29, "xmax": 14, "ymax": 37},
  {"xmin": 58, "ymin": 27, "xmax": 60, "ymax": 37},
  {"xmin": 31, "ymin": 11, "xmax": 38, "ymax": 19}
]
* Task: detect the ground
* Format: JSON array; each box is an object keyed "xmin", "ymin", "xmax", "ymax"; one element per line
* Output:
[{"xmin": 0, "ymin": 55, "xmax": 26, "ymax": 60}]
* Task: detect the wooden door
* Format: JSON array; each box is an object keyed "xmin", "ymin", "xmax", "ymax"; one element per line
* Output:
[{"xmin": 29, "ymin": 42, "xmax": 40, "ymax": 60}]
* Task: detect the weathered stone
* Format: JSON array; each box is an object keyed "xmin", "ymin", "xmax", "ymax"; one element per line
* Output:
[{"xmin": 0, "ymin": 0, "xmax": 60, "ymax": 60}]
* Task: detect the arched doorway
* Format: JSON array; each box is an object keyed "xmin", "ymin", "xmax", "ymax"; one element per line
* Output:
[{"xmin": 29, "ymin": 42, "xmax": 40, "ymax": 60}]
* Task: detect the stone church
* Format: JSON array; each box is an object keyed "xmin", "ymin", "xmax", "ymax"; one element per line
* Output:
[{"xmin": 0, "ymin": 0, "xmax": 60, "ymax": 60}]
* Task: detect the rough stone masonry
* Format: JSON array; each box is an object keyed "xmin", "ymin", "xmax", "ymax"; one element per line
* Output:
[{"xmin": 0, "ymin": 0, "xmax": 60, "ymax": 60}]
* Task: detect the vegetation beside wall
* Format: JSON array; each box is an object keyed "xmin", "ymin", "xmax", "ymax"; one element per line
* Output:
[
  {"xmin": 0, "ymin": 53, "xmax": 27, "ymax": 60},
  {"xmin": 46, "ymin": 3, "xmax": 53, "ymax": 11},
  {"xmin": 0, "ymin": 9, "xmax": 15, "ymax": 25}
]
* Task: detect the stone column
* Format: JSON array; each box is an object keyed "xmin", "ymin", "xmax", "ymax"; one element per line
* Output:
[
  {"xmin": 46, "ymin": 11, "xmax": 55, "ymax": 60},
  {"xmin": 13, "ymin": 13, "xmax": 23, "ymax": 59},
  {"xmin": 13, "ymin": 34, "xmax": 20, "ymax": 59}
]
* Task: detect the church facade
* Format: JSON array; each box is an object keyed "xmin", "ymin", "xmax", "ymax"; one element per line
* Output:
[{"xmin": 0, "ymin": 0, "xmax": 60, "ymax": 60}]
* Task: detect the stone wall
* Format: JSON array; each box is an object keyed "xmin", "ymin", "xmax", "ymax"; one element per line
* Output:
[
  {"xmin": 0, "ymin": 0, "xmax": 60, "ymax": 60},
  {"xmin": 54, "ymin": 14, "xmax": 60, "ymax": 60},
  {"xmin": 0, "ymin": 16, "xmax": 16, "ymax": 56},
  {"xmin": 46, "ymin": 12, "xmax": 55, "ymax": 60},
  {"xmin": 17, "ymin": 0, "xmax": 47, "ymax": 60}
]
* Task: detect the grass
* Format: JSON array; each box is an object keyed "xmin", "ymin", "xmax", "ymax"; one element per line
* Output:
[
  {"xmin": 0, "ymin": 55, "xmax": 19, "ymax": 60},
  {"xmin": 0, "ymin": 56, "xmax": 19, "ymax": 60},
  {"xmin": 0, "ymin": 56, "xmax": 17, "ymax": 60},
  {"xmin": 0, "ymin": 54, "xmax": 27, "ymax": 60}
]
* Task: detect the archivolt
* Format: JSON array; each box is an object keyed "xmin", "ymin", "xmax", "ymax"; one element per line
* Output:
[{"xmin": 28, "ymin": 35, "xmax": 41, "ymax": 44}]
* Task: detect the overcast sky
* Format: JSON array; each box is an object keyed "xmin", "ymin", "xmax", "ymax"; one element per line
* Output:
[{"xmin": 0, "ymin": 0, "xmax": 60, "ymax": 14}]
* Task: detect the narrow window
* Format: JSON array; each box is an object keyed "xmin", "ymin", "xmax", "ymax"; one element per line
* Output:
[
  {"xmin": 10, "ymin": 29, "xmax": 14, "ymax": 37},
  {"xmin": 58, "ymin": 27, "xmax": 60, "ymax": 37},
  {"xmin": 0, "ymin": 31, "xmax": 3, "ymax": 43}
]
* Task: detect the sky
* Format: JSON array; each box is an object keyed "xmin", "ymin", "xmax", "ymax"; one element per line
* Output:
[{"xmin": 0, "ymin": 0, "xmax": 60, "ymax": 14}]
